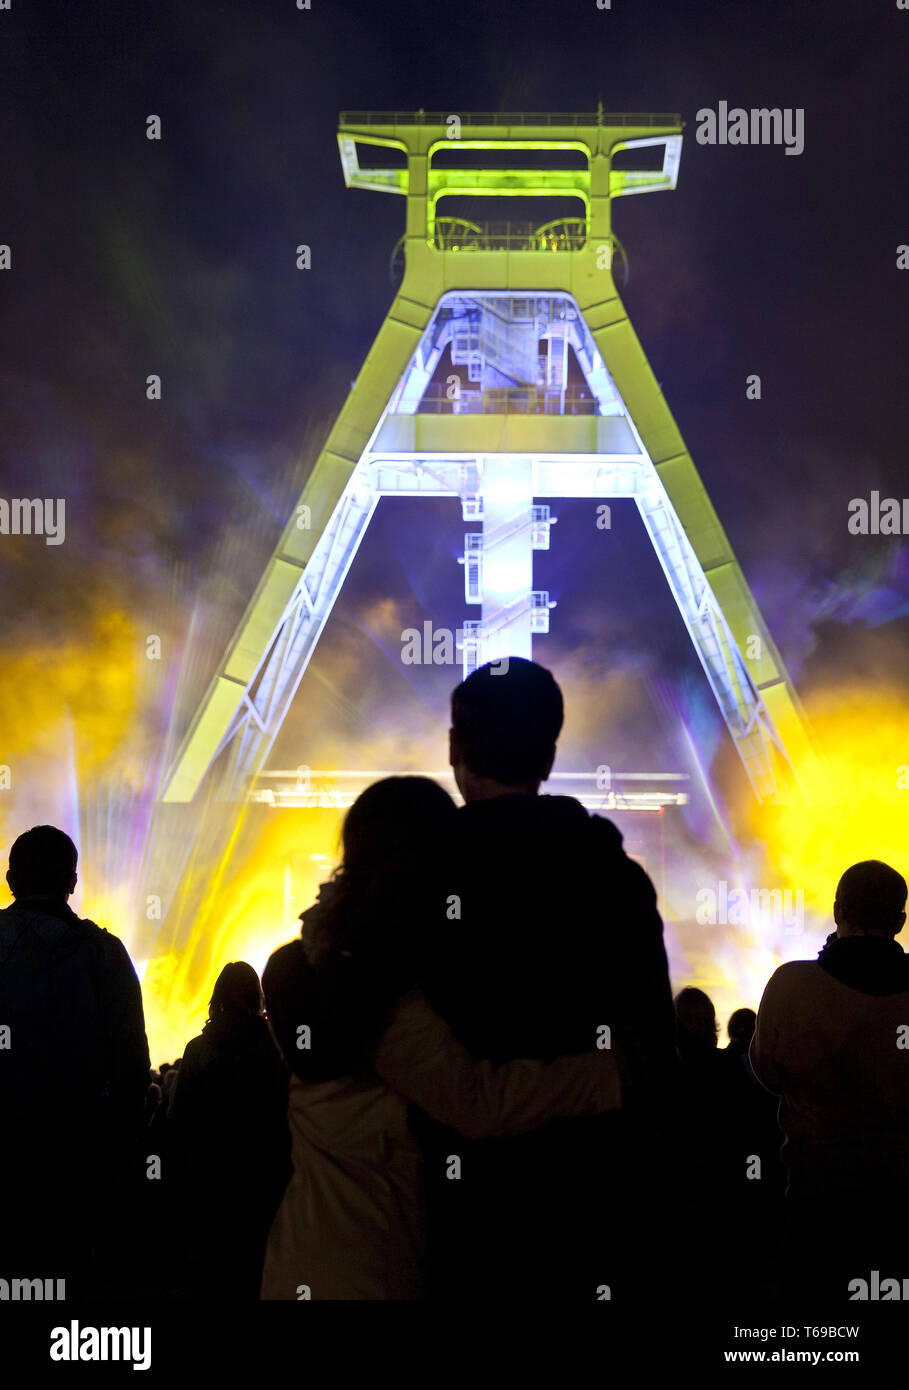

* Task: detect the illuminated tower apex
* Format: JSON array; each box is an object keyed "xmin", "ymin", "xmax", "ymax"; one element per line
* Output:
[
  {"xmin": 338, "ymin": 105, "xmax": 682, "ymax": 289},
  {"xmin": 161, "ymin": 108, "xmax": 818, "ymax": 811},
  {"xmin": 339, "ymin": 108, "xmax": 684, "ymax": 666}
]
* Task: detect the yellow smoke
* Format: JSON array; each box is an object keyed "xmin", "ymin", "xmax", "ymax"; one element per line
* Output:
[
  {"xmin": 139, "ymin": 807, "xmax": 343, "ymax": 1064},
  {"xmin": 4, "ymin": 608, "xmax": 905, "ymax": 1068},
  {"xmin": 747, "ymin": 686, "xmax": 909, "ymax": 921},
  {"xmin": 0, "ymin": 610, "xmax": 138, "ymax": 780},
  {"xmin": 677, "ymin": 683, "xmax": 909, "ymax": 1033},
  {"xmin": 136, "ymin": 680, "xmax": 909, "ymax": 1060}
]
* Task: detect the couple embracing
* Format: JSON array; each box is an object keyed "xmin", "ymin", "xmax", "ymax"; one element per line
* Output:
[{"xmin": 262, "ymin": 657, "xmax": 677, "ymax": 1301}]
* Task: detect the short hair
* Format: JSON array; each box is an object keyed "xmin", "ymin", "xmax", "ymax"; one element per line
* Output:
[
  {"xmin": 674, "ymin": 987, "xmax": 719, "ymax": 1041},
  {"xmin": 727, "ymin": 1007, "xmax": 757, "ymax": 1044},
  {"xmin": 450, "ymin": 658, "xmax": 564, "ymax": 785},
  {"xmin": 835, "ymin": 860, "xmax": 907, "ymax": 933},
  {"xmin": 8, "ymin": 825, "xmax": 78, "ymax": 898}
]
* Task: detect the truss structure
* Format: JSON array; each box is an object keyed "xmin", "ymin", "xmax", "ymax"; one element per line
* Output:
[{"xmin": 161, "ymin": 108, "xmax": 816, "ymax": 807}]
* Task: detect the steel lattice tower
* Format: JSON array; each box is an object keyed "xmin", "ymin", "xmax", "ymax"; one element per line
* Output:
[{"xmin": 161, "ymin": 107, "xmax": 817, "ymax": 808}]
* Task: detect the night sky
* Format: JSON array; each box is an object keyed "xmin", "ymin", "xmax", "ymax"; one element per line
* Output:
[{"xmin": 2, "ymin": 0, "xmax": 908, "ymax": 803}]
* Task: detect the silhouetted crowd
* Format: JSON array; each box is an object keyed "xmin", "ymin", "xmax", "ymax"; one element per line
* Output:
[{"xmin": 2, "ymin": 658, "xmax": 907, "ymax": 1306}]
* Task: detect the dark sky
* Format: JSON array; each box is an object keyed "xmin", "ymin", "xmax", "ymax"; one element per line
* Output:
[{"xmin": 2, "ymin": 0, "xmax": 908, "ymax": 793}]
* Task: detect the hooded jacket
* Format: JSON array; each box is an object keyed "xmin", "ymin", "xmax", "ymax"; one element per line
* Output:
[{"xmin": 750, "ymin": 931, "xmax": 909, "ymax": 1198}]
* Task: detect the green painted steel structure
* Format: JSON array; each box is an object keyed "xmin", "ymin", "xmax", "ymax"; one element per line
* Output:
[{"xmin": 161, "ymin": 109, "xmax": 816, "ymax": 807}]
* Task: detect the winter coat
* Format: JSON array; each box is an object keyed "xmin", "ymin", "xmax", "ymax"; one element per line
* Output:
[
  {"xmin": 261, "ymin": 921, "xmax": 622, "ymax": 1300},
  {"xmin": 0, "ymin": 895, "xmax": 149, "ymax": 1153},
  {"xmin": 0, "ymin": 895, "xmax": 150, "ymax": 1268},
  {"xmin": 751, "ymin": 932, "xmax": 909, "ymax": 1198}
]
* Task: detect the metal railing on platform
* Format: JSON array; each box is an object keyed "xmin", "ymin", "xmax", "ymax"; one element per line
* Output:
[
  {"xmin": 434, "ymin": 220, "xmax": 587, "ymax": 252},
  {"xmin": 253, "ymin": 768, "xmax": 690, "ymax": 812},
  {"xmin": 340, "ymin": 111, "xmax": 681, "ymax": 128},
  {"xmin": 417, "ymin": 385, "xmax": 599, "ymax": 416}
]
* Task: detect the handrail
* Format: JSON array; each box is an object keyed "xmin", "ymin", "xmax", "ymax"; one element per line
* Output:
[
  {"xmin": 340, "ymin": 110, "xmax": 681, "ymax": 128},
  {"xmin": 433, "ymin": 219, "xmax": 588, "ymax": 252},
  {"xmin": 418, "ymin": 385, "xmax": 600, "ymax": 415}
]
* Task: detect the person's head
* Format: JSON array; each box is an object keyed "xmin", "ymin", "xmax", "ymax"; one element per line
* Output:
[
  {"xmin": 208, "ymin": 961, "xmax": 264, "ymax": 1023},
  {"xmin": 303, "ymin": 778, "xmax": 458, "ymax": 1062},
  {"xmin": 339, "ymin": 775, "xmax": 457, "ymax": 885},
  {"xmin": 675, "ymin": 987, "xmax": 719, "ymax": 1050},
  {"xmin": 6, "ymin": 825, "xmax": 78, "ymax": 901},
  {"xmin": 449, "ymin": 657, "xmax": 564, "ymax": 801},
  {"xmin": 727, "ymin": 1007, "xmax": 757, "ymax": 1051},
  {"xmin": 833, "ymin": 861, "xmax": 907, "ymax": 939},
  {"xmin": 316, "ymin": 776, "xmax": 457, "ymax": 985}
]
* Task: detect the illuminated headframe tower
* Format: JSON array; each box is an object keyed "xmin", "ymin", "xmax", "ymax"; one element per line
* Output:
[{"xmin": 162, "ymin": 108, "xmax": 816, "ymax": 806}]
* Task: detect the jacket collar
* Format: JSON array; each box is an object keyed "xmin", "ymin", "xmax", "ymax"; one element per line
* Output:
[
  {"xmin": 817, "ymin": 932, "xmax": 909, "ymax": 996},
  {"xmin": 4, "ymin": 895, "xmax": 81, "ymax": 925}
]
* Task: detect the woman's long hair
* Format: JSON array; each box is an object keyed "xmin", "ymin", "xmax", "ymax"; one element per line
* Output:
[
  {"xmin": 315, "ymin": 776, "xmax": 456, "ymax": 963},
  {"xmin": 203, "ymin": 961, "xmax": 266, "ymax": 1049},
  {"xmin": 208, "ymin": 961, "xmax": 264, "ymax": 1021},
  {"xmin": 300, "ymin": 777, "xmax": 457, "ymax": 1059}
]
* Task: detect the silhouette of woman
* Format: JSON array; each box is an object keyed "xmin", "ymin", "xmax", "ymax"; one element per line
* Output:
[{"xmin": 169, "ymin": 962, "xmax": 290, "ymax": 1298}]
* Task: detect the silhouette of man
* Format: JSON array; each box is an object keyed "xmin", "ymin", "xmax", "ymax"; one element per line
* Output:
[
  {"xmin": 751, "ymin": 859, "xmax": 909, "ymax": 1300},
  {"xmin": 0, "ymin": 826, "xmax": 150, "ymax": 1293},
  {"xmin": 416, "ymin": 657, "xmax": 677, "ymax": 1303}
]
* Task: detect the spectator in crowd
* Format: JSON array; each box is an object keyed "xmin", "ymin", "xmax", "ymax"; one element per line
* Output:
[
  {"xmin": 168, "ymin": 962, "xmax": 291, "ymax": 1299},
  {"xmin": 672, "ymin": 987, "xmax": 740, "ymax": 1266},
  {"xmin": 0, "ymin": 825, "xmax": 150, "ymax": 1295},
  {"xmin": 725, "ymin": 1007, "xmax": 757, "ymax": 1069},
  {"xmin": 720, "ymin": 1004, "xmax": 786, "ymax": 1297},
  {"xmin": 161, "ymin": 1064, "xmax": 180, "ymax": 1108},
  {"xmin": 415, "ymin": 659, "xmax": 678, "ymax": 1303},
  {"xmin": 751, "ymin": 859, "xmax": 909, "ymax": 1299},
  {"xmin": 675, "ymin": 986, "xmax": 720, "ymax": 1061},
  {"xmin": 144, "ymin": 1080, "xmax": 163, "ymax": 1126}
]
